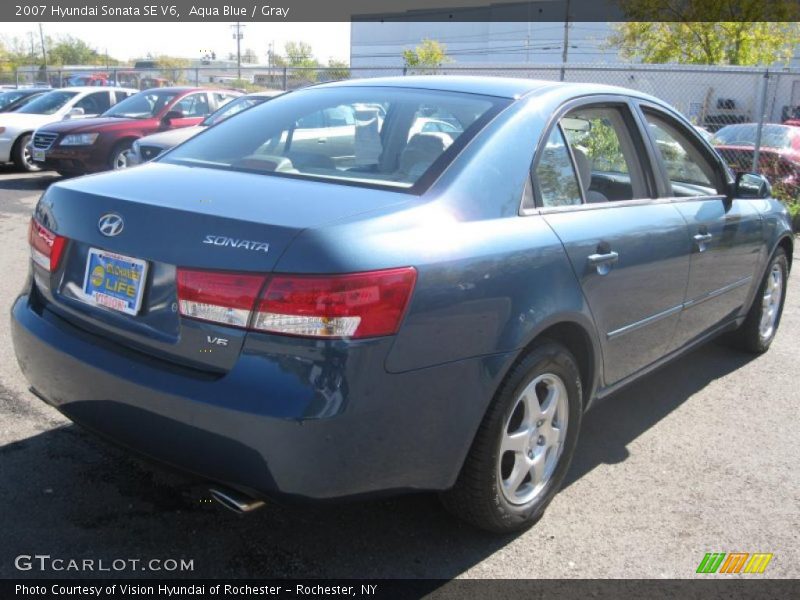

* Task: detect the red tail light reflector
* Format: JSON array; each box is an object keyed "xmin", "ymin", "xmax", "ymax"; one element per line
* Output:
[
  {"xmin": 253, "ymin": 267, "xmax": 417, "ymax": 338},
  {"xmin": 175, "ymin": 267, "xmax": 417, "ymax": 339},
  {"xmin": 29, "ymin": 218, "xmax": 67, "ymax": 272},
  {"xmin": 176, "ymin": 269, "xmax": 266, "ymax": 328}
]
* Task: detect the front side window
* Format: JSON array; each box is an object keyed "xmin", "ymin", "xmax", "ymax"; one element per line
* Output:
[
  {"xmin": 74, "ymin": 91, "xmax": 111, "ymax": 115},
  {"xmin": 161, "ymin": 87, "xmax": 508, "ymax": 191},
  {"xmin": 16, "ymin": 91, "xmax": 78, "ymax": 115},
  {"xmin": 174, "ymin": 93, "xmax": 211, "ymax": 117},
  {"xmin": 534, "ymin": 125, "xmax": 582, "ymax": 207},
  {"xmin": 644, "ymin": 111, "xmax": 721, "ymax": 197},
  {"xmin": 104, "ymin": 90, "xmax": 180, "ymax": 119}
]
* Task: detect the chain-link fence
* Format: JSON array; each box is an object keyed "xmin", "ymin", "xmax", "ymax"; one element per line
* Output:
[{"xmin": 7, "ymin": 62, "xmax": 800, "ymax": 208}]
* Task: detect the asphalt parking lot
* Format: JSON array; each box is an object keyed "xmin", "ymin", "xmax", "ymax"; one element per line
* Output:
[{"xmin": 0, "ymin": 165, "xmax": 798, "ymax": 580}]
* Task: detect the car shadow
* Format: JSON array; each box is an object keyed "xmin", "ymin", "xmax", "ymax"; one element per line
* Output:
[
  {"xmin": 0, "ymin": 166, "xmax": 60, "ymax": 192},
  {"xmin": 563, "ymin": 340, "xmax": 754, "ymax": 489},
  {"xmin": 0, "ymin": 341, "xmax": 755, "ymax": 580}
]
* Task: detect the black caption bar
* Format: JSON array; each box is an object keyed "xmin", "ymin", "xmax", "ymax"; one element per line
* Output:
[
  {"xmin": 3, "ymin": 0, "xmax": 800, "ymax": 22},
  {"xmin": 3, "ymin": 579, "xmax": 800, "ymax": 600}
]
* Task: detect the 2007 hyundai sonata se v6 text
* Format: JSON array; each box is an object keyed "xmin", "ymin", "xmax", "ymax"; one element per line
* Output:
[{"xmin": 11, "ymin": 77, "xmax": 793, "ymax": 532}]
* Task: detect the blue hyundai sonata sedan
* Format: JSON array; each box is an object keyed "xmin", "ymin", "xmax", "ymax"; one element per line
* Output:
[{"xmin": 11, "ymin": 77, "xmax": 793, "ymax": 532}]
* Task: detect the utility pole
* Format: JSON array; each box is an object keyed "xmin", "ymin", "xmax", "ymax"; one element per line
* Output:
[
  {"xmin": 231, "ymin": 22, "xmax": 245, "ymax": 81},
  {"xmin": 28, "ymin": 32, "xmax": 35, "ymax": 60},
  {"xmin": 38, "ymin": 23, "xmax": 48, "ymax": 82},
  {"xmin": 560, "ymin": 0, "xmax": 571, "ymax": 81}
]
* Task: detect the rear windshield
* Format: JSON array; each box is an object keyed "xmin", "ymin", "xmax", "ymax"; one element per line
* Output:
[
  {"xmin": 712, "ymin": 124, "xmax": 793, "ymax": 149},
  {"xmin": 17, "ymin": 91, "xmax": 78, "ymax": 115},
  {"xmin": 161, "ymin": 86, "xmax": 509, "ymax": 191}
]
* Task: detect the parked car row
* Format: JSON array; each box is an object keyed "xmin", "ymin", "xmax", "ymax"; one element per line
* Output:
[
  {"xmin": 0, "ymin": 86, "xmax": 245, "ymax": 174},
  {"xmin": 10, "ymin": 76, "xmax": 792, "ymax": 534}
]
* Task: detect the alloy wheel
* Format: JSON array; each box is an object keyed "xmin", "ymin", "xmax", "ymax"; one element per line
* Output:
[{"xmin": 498, "ymin": 373, "xmax": 569, "ymax": 505}]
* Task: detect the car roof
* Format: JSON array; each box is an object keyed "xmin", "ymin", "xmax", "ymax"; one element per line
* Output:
[
  {"xmin": 316, "ymin": 75, "xmax": 664, "ymax": 103},
  {"xmin": 247, "ymin": 90, "xmax": 284, "ymax": 98},
  {"xmin": 54, "ymin": 86, "xmax": 139, "ymax": 93}
]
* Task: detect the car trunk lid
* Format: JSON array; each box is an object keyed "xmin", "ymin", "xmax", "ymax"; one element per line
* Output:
[{"xmin": 34, "ymin": 162, "xmax": 411, "ymax": 372}]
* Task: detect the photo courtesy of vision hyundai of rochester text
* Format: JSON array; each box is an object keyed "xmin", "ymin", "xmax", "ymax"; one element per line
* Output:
[{"xmin": 10, "ymin": 77, "xmax": 792, "ymax": 532}]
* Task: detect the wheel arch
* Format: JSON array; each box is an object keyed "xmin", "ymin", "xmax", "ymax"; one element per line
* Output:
[
  {"xmin": 498, "ymin": 314, "xmax": 603, "ymax": 413},
  {"xmin": 10, "ymin": 130, "xmax": 34, "ymax": 154},
  {"xmin": 776, "ymin": 234, "xmax": 794, "ymax": 272}
]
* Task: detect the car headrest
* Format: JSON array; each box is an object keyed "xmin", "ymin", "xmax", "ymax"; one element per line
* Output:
[{"xmin": 399, "ymin": 133, "xmax": 453, "ymax": 175}]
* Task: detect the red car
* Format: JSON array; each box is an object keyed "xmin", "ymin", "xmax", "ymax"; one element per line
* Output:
[
  {"xmin": 712, "ymin": 123, "xmax": 800, "ymax": 196},
  {"xmin": 31, "ymin": 87, "xmax": 241, "ymax": 175}
]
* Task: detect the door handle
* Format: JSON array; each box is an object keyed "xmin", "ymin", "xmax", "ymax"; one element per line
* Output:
[
  {"xmin": 587, "ymin": 250, "xmax": 619, "ymax": 275},
  {"xmin": 317, "ymin": 138, "xmax": 327, "ymax": 144},
  {"xmin": 588, "ymin": 251, "xmax": 619, "ymax": 265},
  {"xmin": 693, "ymin": 232, "xmax": 713, "ymax": 252}
]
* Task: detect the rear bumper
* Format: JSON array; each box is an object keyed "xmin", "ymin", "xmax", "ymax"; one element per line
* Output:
[{"xmin": 11, "ymin": 291, "xmax": 512, "ymax": 500}]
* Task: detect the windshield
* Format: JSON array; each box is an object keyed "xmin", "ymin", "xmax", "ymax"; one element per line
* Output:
[
  {"xmin": 16, "ymin": 91, "xmax": 78, "ymax": 115},
  {"xmin": 712, "ymin": 124, "xmax": 792, "ymax": 149},
  {"xmin": 202, "ymin": 95, "xmax": 271, "ymax": 127},
  {"xmin": 162, "ymin": 87, "xmax": 507, "ymax": 190},
  {"xmin": 104, "ymin": 90, "xmax": 180, "ymax": 119},
  {"xmin": 0, "ymin": 90, "xmax": 32, "ymax": 109}
]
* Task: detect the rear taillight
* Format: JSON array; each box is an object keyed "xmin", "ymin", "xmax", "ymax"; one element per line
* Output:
[
  {"xmin": 175, "ymin": 267, "xmax": 417, "ymax": 339},
  {"xmin": 28, "ymin": 218, "xmax": 66, "ymax": 272},
  {"xmin": 176, "ymin": 269, "xmax": 266, "ymax": 329}
]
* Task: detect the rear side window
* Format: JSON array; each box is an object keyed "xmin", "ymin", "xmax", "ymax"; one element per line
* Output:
[
  {"xmin": 162, "ymin": 87, "xmax": 509, "ymax": 191},
  {"xmin": 559, "ymin": 106, "xmax": 648, "ymax": 203},
  {"xmin": 534, "ymin": 125, "xmax": 582, "ymax": 207}
]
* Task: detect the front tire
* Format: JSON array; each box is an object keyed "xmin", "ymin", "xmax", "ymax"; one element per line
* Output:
[
  {"xmin": 728, "ymin": 248, "xmax": 789, "ymax": 353},
  {"xmin": 109, "ymin": 141, "xmax": 134, "ymax": 170},
  {"xmin": 12, "ymin": 134, "xmax": 41, "ymax": 172},
  {"xmin": 441, "ymin": 340, "xmax": 583, "ymax": 533}
]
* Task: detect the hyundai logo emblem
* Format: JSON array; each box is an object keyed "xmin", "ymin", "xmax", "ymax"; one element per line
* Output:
[{"xmin": 98, "ymin": 213, "xmax": 124, "ymax": 237}]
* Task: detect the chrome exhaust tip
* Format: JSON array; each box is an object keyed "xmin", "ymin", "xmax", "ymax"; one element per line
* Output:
[{"xmin": 209, "ymin": 487, "xmax": 265, "ymax": 514}]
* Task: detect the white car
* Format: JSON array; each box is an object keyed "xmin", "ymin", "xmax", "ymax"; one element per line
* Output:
[{"xmin": 0, "ymin": 86, "xmax": 137, "ymax": 171}]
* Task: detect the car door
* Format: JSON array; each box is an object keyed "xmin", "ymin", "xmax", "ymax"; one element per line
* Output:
[
  {"xmin": 72, "ymin": 91, "xmax": 112, "ymax": 118},
  {"xmin": 535, "ymin": 98, "xmax": 692, "ymax": 386},
  {"xmin": 636, "ymin": 104, "xmax": 764, "ymax": 346}
]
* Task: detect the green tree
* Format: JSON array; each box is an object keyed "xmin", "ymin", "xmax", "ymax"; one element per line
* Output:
[
  {"xmin": 47, "ymin": 35, "xmax": 119, "ymax": 66},
  {"xmin": 281, "ymin": 41, "xmax": 319, "ymax": 67},
  {"xmin": 402, "ymin": 39, "xmax": 451, "ymax": 70},
  {"xmin": 242, "ymin": 48, "xmax": 258, "ymax": 64},
  {"xmin": 325, "ymin": 58, "xmax": 350, "ymax": 80},
  {"xmin": 609, "ymin": 0, "xmax": 800, "ymax": 65},
  {"xmin": 155, "ymin": 55, "xmax": 190, "ymax": 84}
]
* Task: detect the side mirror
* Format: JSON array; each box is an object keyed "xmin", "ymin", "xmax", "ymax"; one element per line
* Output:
[
  {"xmin": 65, "ymin": 107, "xmax": 85, "ymax": 119},
  {"xmin": 161, "ymin": 110, "xmax": 183, "ymax": 126},
  {"xmin": 731, "ymin": 172, "xmax": 771, "ymax": 200}
]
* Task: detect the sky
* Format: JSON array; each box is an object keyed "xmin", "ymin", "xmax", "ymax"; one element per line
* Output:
[{"xmin": 2, "ymin": 22, "xmax": 351, "ymax": 64}]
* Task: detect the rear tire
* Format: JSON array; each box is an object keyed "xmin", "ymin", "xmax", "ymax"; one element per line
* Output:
[
  {"xmin": 12, "ymin": 134, "xmax": 41, "ymax": 172},
  {"xmin": 727, "ymin": 248, "xmax": 788, "ymax": 354},
  {"xmin": 440, "ymin": 340, "xmax": 583, "ymax": 533}
]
